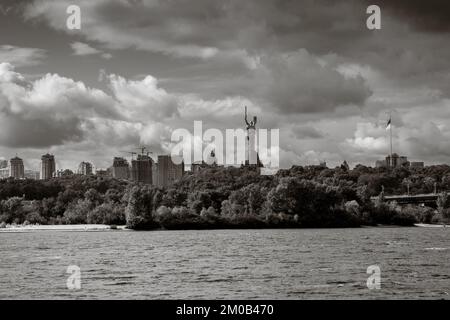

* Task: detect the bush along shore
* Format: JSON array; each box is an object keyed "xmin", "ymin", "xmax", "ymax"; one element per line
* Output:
[{"xmin": 1, "ymin": 164, "xmax": 450, "ymax": 230}]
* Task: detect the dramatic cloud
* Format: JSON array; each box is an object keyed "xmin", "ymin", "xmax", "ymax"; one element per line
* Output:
[
  {"xmin": 0, "ymin": 62, "xmax": 253, "ymax": 168},
  {"xmin": 107, "ymin": 74, "xmax": 180, "ymax": 121},
  {"xmin": 0, "ymin": 0, "xmax": 447, "ymax": 169},
  {"xmin": 253, "ymin": 50, "xmax": 371, "ymax": 114},
  {"xmin": 345, "ymin": 122, "xmax": 389, "ymax": 154},
  {"xmin": 0, "ymin": 63, "xmax": 180, "ymax": 150},
  {"xmin": 0, "ymin": 63, "xmax": 120, "ymax": 147},
  {"xmin": 344, "ymin": 113, "xmax": 450, "ymax": 165},
  {"xmin": 21, "ymin": 0, "xmax": 376, "ymax": 57},
  {"xmin": 369, "ymin": 0, "xmax": 450, "ymax": 32},
  {"xmin": 22, "ymin": 0, "xmax": 450, "ymax": 100}
]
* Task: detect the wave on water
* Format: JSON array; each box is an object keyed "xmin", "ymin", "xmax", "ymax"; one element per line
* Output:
[{"xmin": 29, "ymin": 256, "xmax": 62, "ymax": 263}]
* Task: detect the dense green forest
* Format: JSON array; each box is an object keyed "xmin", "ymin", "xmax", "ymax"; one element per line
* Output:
[{"xmin": 1, "ymin": 164, "xmax": 450, "ymax": 229}]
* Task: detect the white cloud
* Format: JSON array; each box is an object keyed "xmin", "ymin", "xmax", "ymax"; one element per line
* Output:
[
  {"xmin": 107, "ymin": 74, "xmax": 179, "ymax": 121},
  {"xmin": 0, "ymin": 63, "xmax": 179, "ymax": 150},
  {"xmin": 101, "ymin": 53, "xmax": 113, "ymax": 59},
  {"xmin": 24, "ymin": 0, "xmax": 221, "ymax": 59},
  {"xmin": 0, "ymin": 45, "xmax": 46, "ymax": 67},
  {"xmin": 70, "ymin": 42, "xmax": 112, "ymax": 59},
  {"xmin": 71, "ymin": 42, "xmax": 101, "ymax": 56}
]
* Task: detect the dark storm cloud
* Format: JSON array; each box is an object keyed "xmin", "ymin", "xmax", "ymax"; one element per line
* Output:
[
  {"xmin": 9, "ymin": 0, "xmax": 450, "ymax": 167},
  {"xmin": 0, "ymin": 63, "xmax": 181, "ymax": 150},
  {"xmin": 254, "ymin": 50, "xmax": 372, "ymax": 114},
  {"xmin": 24, "ymin": 0, "xmax": 371, "ymax": 56},
  {"xmin": 0, "ymin": 116, "xmax": 84, "ymax": 148},
  {"xmin": 24, "ymin": 0, "xmax": 450, "ymax": 92},
  {"xmin": 367, "ymin": 0, "xmax": 450, "ymax": 32}
]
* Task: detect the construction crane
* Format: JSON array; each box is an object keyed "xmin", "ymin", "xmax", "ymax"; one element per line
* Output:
[
  {"xmin": 135, "ymin": 146, "xmax": 146, "ymax": 155},
  {"xmin": 120, "ymin": 151, "xmax": 137, "ymax": 160},
  {"xmin": 134, "ymin": 146, "xmax": 153, "ymax": 157}
]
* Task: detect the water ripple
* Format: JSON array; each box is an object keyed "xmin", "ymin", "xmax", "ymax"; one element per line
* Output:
[{"xmin": 0, "ymin": 228, "xmax": 449, "ymax": 299}]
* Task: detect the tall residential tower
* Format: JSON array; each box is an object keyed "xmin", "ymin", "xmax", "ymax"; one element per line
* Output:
[
  {"xmin": 112, "ymin": 157, "xmax": 130, "ymax": 179},
  {"xmin": 40, "ymin": 153, "xmax": 56, "ymax": 180},
  {"xmin": 156, "ymin": 155, "xmax": 184, "ymax": 188},
  {"xmin": 131, "ymin": 154, "xmax": 153, "ymax": 184},
  {"xmin": 10, "ymin": 156, "xmax": 24, "ymax": 179}
]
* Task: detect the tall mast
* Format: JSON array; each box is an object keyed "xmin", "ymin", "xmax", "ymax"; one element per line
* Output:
[
  {"xmin": 245, "ymin": 106, "xmax": 248, "ymax": 123},
  {"xmin": 387, "ymin": 110, "xmax": 393, "ymax": 168},
  {"xmin": 390, "ymin": 111, "xmax": 393, "ymax": 160}
]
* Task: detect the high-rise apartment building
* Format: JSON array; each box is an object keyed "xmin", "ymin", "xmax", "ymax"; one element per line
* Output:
[
  {"xmin": 131, "ymin": 154, "xmax": 153, "ymax": 184},
  {"xmin": 40, "ymin": 153, "xmax": 56, "ymax": 180},
  {"xmin": 156, "ymin": 155, "xmax": 184, "ymax": 188},
  {"xmin": 10, "ymin": 156, "xmax": 24, "ymax": 179},
  {"xmin": 112, "ymin": 157, "xmax": 130, "ymax": 179}
]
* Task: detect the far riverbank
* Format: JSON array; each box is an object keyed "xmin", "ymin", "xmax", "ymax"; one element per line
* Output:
[
  {"xmin": 0, "ymin": 223, "xmax": 447, "ymax": 232},
  {"xmin": 0, "ymin": 224, "xmax": 127, "ymax": 232}
]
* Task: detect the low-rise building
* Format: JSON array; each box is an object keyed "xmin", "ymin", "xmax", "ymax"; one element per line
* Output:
[
  {"xmin": 24, "ymin": 170, "xmax": 39, "ymax": 180},
  {"xmin": 96, "ymin": 169, "xmax": 111, "ymax": 177},
  {"xmin": 410, "ymin": 161, "xmax": 425, "ymax": 168},
  {"xmin": 0, "ymin": 160, "xmax": 7, "ymax": 169},
  {"xmin": 56, "ymin": 169, "xmax": 74, "ymax": 177},
  {"xmin": 0, "ymin": 167, "xmax": 9, "ymax": 179},
  {"xmin": 77, "ymin": 161, "xmax": 93, "ymax": 175},
  {"xmin": 375, "ymin": 154, "xmax": 425, "ymax": 169}
]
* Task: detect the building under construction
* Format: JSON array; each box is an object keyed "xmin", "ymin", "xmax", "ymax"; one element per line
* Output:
[
  {"xmin": 131, "ymin": 154, "xmax": 154, "ymax": 184},
  {"xmin": 155, "ymin": 155, "xmax": 184, "ymax": 188},
  {"xmin": 112, "ymin": 157, "xmax": 130, "ymax": 179}
]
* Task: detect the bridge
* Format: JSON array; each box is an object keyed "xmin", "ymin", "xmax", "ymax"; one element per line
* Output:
[{"xmin": 371, "ymin": 193, "xmax": 439, "ymax": 206}]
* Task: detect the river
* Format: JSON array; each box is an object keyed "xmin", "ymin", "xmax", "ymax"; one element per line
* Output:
[{"xmin": 0, "ymin": 227, "xmax": 449, "ymax": 299}]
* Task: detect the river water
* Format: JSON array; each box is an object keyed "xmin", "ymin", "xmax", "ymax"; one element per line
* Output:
[{"xmin": 0, "ymin": 227, "xmax": 449, "ymax": 299}]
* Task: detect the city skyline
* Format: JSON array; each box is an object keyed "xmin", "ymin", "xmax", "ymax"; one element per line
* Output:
[
  {"xmin": 2, "ymin": 1, "xmax": 450, "ymax": 303},
  {"xmin": 1, "ymin": 1, "xmax": 450, "ymax": 171}
]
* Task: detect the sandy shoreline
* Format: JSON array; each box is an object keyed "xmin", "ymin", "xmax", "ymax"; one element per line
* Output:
[
  {"xmin": 0, "ymin": 223, "xmax": 447, "ymax": 232},
  {"xmin": 0, "ymin": 224, "xmax": 128, "ymax": 232},
  {"xmin": 414, "ymin": 223, "xmax": 448, "ymax": 228}
]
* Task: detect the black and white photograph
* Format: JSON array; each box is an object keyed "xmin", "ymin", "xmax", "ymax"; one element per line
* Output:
[{"xmin": 0, "ymin": 0, "xmax": 450, "ymax": 310}]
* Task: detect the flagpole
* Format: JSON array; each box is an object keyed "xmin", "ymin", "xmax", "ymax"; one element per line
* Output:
[
  {"xmin": 389, "ymin": 111, "xmax": 393, "ymax": 168},
  {"xmin": 390, "ymin": 113, "xmax": 393, "ymax": 158}
]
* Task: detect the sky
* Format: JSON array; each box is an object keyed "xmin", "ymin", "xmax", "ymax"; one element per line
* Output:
[{"xmin": 0, "ymin": 0, "xmax": 450, "ymax": 172}]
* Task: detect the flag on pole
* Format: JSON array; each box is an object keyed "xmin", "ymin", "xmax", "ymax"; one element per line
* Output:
[{"xmin": 386, "ymin": 117, "xmax": 391, "ymax": 130}]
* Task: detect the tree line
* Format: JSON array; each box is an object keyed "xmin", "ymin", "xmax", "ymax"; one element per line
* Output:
[{"xmin": 1, "ymin": 164, "xmax": 450, "ymax": 229}]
